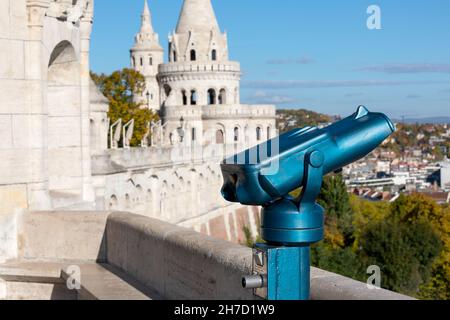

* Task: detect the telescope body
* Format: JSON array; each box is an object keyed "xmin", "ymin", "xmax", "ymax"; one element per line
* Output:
[
  {"xmin": 223, "ymin": 106, "xmax": 395, "ymax": 300},
  {"xmin": 221, "ymin": 106, "xmax": 395, "ymax": 206}
]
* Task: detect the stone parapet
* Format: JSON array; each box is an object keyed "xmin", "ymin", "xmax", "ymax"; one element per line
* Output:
[
  {"xmin": 91, "ymin": 144, "xmax": 242, "ymax": 175},
  {"xmin": 158, "ymin": 61, "xmax": 241, "ymax": 75},
  {"xmin": 202, "ymin": 104, "xmax": 276, "ymax": 120},
  {"xmin": 161, "ymin": 105, "xmax": 203, "ymax": 120},
  {"xmin": 0, "ymin": 211, "xmax": 415, "ymax": 300},
  {"xmin": 106, "ymin": 212, "xmax": 414, "ymax": 300}
]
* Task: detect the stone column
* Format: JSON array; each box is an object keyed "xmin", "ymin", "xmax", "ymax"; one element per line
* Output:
[
  {"xmin": 25, "ymin": 0, "xmax": 52, "ymax": 210},
  {"xmin": 79, "ymin": 3, "xmax": 95, "ymax": 203}
]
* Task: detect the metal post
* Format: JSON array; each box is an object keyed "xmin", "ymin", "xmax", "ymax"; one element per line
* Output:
[
  {"xmin": 266, "ymin": 245, "xmax": 310, "ymax": 300},
  {"xmin": 244, "ymin": 244, "xmax": 311, "ymax": 300}
]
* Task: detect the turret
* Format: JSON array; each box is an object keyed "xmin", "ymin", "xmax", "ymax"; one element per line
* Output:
[
  {"xmin": 158, "ymin": 0, "xmax": 243, "ymax": 147},
  {"xmin": 168, "ymin": 0, "xmax": 229, "ymax": 63},
  {"xmin": 130, "ymin": 0, "xmax": 164, "ymax": 110}
]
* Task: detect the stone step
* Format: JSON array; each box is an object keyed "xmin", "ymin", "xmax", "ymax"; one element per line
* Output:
[
  {"xmin": 0, "ymin": 261, "xmax": 75, "ymax": 300},
  {"xmin": 61, "ymin": 263, "xmax": 158, "ymax": 300},
  {"xmin": 4, "ymin": 282, "xmax": 77, "ymax": 300},
  {"xmin": 0, "ymin": 261, "xmax": 160, "ymax": 300},
  {"xmin": 0, "ymin": 261, "xmax": 67, "ymax": 283}
]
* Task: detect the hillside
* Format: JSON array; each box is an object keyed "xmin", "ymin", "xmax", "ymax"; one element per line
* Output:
[{"xmin": 276, "ymin": 109, "xmax": 335, "ymax": 133}]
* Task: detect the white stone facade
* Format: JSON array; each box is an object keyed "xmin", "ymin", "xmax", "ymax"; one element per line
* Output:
[
  {"xmin": 131, "ymin": 0, "xmax": 277, "ymax": 148},
  {"xmin": 0, "ymin": 0, "xmax": 276, "ymax": 245},
  {"xmin": 0, "ymin": 0, "xmax": 95, "ymax": 214}
]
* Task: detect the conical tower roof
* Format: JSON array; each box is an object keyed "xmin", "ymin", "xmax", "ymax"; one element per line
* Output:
[
  {"xmin": 132, "ymin": 0, "xmax": 162, "ymax": 51},
  {"xmin": 176, "ymin": 0, "xmax": 220, "ymax": 34},
  {"xmin": 140, "ymin": 0, "xmax": 153, "ymax": 33}
]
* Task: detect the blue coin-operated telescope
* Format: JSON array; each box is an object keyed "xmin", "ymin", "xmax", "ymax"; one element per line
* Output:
[{"xmin": 220, "ymin": 106, "xmax": 395, "ymax": 300}]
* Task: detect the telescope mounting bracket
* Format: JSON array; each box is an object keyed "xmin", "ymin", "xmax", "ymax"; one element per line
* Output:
[
  {"xmin": 295, "ymin": 150, "xmax": 325, "ymax": 215},
  {"xmin": 260, "ymin": 150, "xmax": 325, "ymax": 245}
]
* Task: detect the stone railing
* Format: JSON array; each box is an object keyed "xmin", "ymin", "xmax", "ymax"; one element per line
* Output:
[
  {"xmin": 161, "ymin": 104, "xmax": 276, "ymax": 120},
  {"xmin": 201, "ymin": 104, "xmax": 276, "ymax": 120},
  {"xmin": 158, "ymin": 61, "xmax": 241, "ymax": 74},
  {"xmin": 91, "ymin": 144, "xmax": 245, "ymax": 175},
  {"xmin": 161, "ymin": 105, "xmax": 204, "ymax": 120},
  {"xmin": 1, "ymin": 211, "xmax": 415, "ymax": 300}
]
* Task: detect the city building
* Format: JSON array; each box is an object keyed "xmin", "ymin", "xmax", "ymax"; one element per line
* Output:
[{"xmin": 441, "ymin": 160, "xmax": 450, "ymax": 191}]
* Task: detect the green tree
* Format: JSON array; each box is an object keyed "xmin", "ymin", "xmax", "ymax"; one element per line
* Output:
[
  {"xmin": 311, "ymin": 174, "xmax": 364, "ymax": 281},
  {"xmin": 389, "ymin": 194, "xmax": 450, "ymax": 299},
  {"xmin": 318, "ymin": 174, "xmax": 354, "ymax": 247},
  {"xmin": 350, "ymin": 194, "xmax": 389, "ymax": 249},
  {"xmin": 91, "ymin": 69, "xmax": 159, "ymax": 147},
  {"xmin": 311, "ymin": 244, "xmax": 365, "ymax": 282},
  {"xmin": 359, "ymin": 218, "xmax": 442, "ymax": 296}
]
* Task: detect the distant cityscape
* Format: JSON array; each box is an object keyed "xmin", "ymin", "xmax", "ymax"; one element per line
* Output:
[{"xmin": 277, "ymin": 109, "xmax": 450, "ymax": 204}]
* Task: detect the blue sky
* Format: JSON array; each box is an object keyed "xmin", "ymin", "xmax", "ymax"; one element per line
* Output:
[{"xmin": 91, "ymin": 0, "xmax": 450, "ymax": 118}]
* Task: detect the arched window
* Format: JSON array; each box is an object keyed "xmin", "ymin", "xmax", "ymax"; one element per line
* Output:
[
  {"xmin": 212, "ymin": 49, "xmax": 217, "ymax": 61},
  {"xmin": 216, "ymin": 130, "xmax": 224, "ymax": 144},
  {"xmin": 149, "ymin": 56, "xmax": 153, "ymax": 66},
  {"xmin": 132, "ymin": 57, "xmax": 135, "ymax": 67},
  {"xmin": 140, "ymin": 57, "xmax": 143, "ymax": 66},
  {"xmin": 234, "ymin": 127, "xmax": 239, "ymax": 142},
  {"xmin": 190, "ymin": 90, "xmax": 197, "ymax": 105},
  {"xmin": 173, "ymin": 51, "xmax": 177, "ymax": 62},
  {"xmin": 109, "ymin": 195, "xmax": 118, "ymax": 209},
  {"xmin": 125, "ymin": 194, "xmax": 131, "ymax": 208},
  {"xmin": 190, "ymin": 49, "xmax": 196, "ymax": 61},
  {"xmin": 136, "ymin": 185, "xmax": 143, "ymax": 203},
  {"xmin": 256, "ymin": 127, "xmax": 262, "ymax": 141},
  {"xmin": 207, "ymin": 89, "xmax": 216, "ymax": 105},
  {"xmin": 219, "ymin": 89, "xmax": 226, "ymax": 105},
  {"xmin": 192, "ymin": 128, "xmax": 197, "ymax": 141},
  {"xmin": 267, "ymin": 126, "xmax": 272, "ymax": 139},
  {"xmin": 163, "ymin": 84, "xmax": 172, "ymax": 99},
  {"xmin": 182, "ymin": 90, "xmax": 188, "ymax": 106}
]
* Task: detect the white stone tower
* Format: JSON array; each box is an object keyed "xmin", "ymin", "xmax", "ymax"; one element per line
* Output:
[
  {"xmin": 170, "ymin": 0, "xmax": 229, "ymax": 63},
  {"xmin": 158, "ymin": 0, "xmax": 242, "ymax": 146},
  {"xmin": 130, "ymin": 0, "xmax": 163, "ymax": 110}
]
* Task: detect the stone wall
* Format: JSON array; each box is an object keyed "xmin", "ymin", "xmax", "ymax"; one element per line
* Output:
[
  {"xmin": 106, "ymin": 212, "xmax": 413, "ymax": 300},
  {"xmin": 0, "ymin": 0, "xmax": 95, "ymax": 213},
  {"xmin": 1, "ymin": 211, "xmax": 413, "ymax": 300},
  {"xmin": 91, "ymin": 145, "xmax": 262, "ymax": 244}
]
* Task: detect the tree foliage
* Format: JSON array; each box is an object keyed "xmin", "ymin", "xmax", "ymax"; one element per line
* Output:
[
  {"xmin": 360, "ymin": 219, "xmax": 442, "ymax": 296},
  {"xmin": 389, "ymin": 194, "xmax": 450, "ymax": 299},
  {"xmin": 318, "ymin": 174, "xmax": 354, "ymax": 247},
  {"xmin": 240, "ymin": 176, "xmax": 449, "ymax": 299},
  {"xmin": 91, "ymin": 69, "xmax": 159, "ymax": 147},
  {"xmin": 311, "ymin": 177, "xmax": 448, "ymax": 299}
]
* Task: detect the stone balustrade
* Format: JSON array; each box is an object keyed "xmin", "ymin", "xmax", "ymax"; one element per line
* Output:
[
  {"xmin": 91, "ymin": 144, "xmax": 244, "ymax": 175},
  {"xmin": 158, "ymin": 61, "xmax": 241, "ymax": 74},
  {"xmin": 201, "ymin": 104, "xmax": 276, "ymax": 120},
  {"xmin": 160, "ymin": 104, "xmax": 276, "ymax": 120},
  {"xmin": 161, "ymin": 105, "xmax": 204, "ymax": 120}
]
